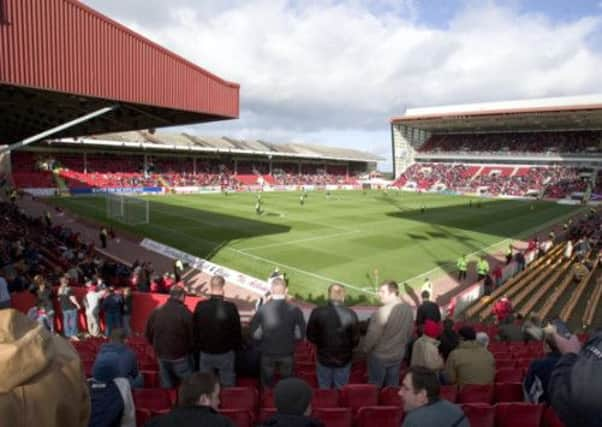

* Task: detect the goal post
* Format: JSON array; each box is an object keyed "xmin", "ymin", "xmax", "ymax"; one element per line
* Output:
[{"xmin": 105, "ymin": 193, "xmax": 149, "ymax": 225}]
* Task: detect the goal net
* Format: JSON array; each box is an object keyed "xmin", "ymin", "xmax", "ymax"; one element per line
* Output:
[{"xmin": 106, "ymin": 193, "xmax": 149, "ymax": 225}]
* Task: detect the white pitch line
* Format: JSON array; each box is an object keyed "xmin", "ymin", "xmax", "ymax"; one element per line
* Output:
[{"xmin": 240, "ymin": 229, "xmax": 361, "ymax": 251}]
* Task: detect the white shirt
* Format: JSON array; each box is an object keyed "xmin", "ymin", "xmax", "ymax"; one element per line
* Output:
[{"xmin": 114, "ymin": 377, "xmax": 136, "ymax": 427}]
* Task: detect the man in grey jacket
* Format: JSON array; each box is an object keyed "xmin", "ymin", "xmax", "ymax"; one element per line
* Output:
[
  {"xmin": 363, "ymin": 280, "xmax": 413, "ymax": 387},
  {"xmin": 250, "ymin": 278, "xmax": 306, "ymax": 387}
]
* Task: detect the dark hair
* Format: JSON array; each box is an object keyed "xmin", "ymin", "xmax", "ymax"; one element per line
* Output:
[
  {"xmin": 443, "ymin": 318, "xmax": 454, "ymax": 331},
  {"xmin": 407, "ymin": 366, "xmax": 440, "ymax": 403},
  {"xmin": 382, "ymin": 280, "xmax": 399, "ymax": 296},
  {"xmin": 421, "ymin": 290, "xmax": 430, "ymax": 300},
  {"xmin": 178, "ymin": 372, "xmax": 218, "ymax": 407},
  {"xmin": 169, "ymin": 286, "xmax": 186, "ymax": 299}
]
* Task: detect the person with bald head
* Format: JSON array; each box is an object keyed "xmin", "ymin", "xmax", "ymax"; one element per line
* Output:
[
  {"xmin": 193, "ymin": 275, "xmax": 242, "ymax": 387},
  {"xmin": 250, "ymin": 277, "xmax": 306, "ymax": 387},
  {"xmin": 307, "ymin": 283, "xmax": 360, "ymax": 389}
]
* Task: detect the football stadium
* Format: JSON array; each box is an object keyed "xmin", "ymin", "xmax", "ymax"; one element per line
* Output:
[{"xmin": 1, "ymin": 1, "xmax": 600, "ymax": 427}]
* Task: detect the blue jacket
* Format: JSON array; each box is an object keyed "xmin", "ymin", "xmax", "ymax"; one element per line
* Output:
[{"xmin": 95, "ymin": 343, "xmax": 139, "ymax": 383}]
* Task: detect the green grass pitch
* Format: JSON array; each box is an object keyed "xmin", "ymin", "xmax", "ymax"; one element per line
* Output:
[{"xmin": 50, "ymin": 191, "xmax": 581, "ymax": 301}]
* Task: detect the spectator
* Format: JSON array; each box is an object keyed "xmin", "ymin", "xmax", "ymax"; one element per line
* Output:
[
  {"xmin": 411, "ymin": 320, "xmax": 444, "ymax": 372},
  {"xmin": 548, "ymin": 328, "xmax": 602, "ymax": 427},
  {"xmin": 416, "ymin": 290, "xmax": 441, "ymax": 331},
  {"xmin": 0, "ymin": 271, "xmax": 10, "ymax": 309},
  {"xmin": 438, "ymin": 318, "xmax": 459, "ymax": 360},
  {"xmin": 99, "ymin": 226, "xmax": 108, "ymax": 249},
  {"xmin": 30, "ymin": 274, "xmax": 55, "ymax": 333},
  {"xmin": 445, "ymin": 326, "xmax": 495, "ymax": 386},
  {"xmin": 523, "ymin": 327, "xmax": 561, "ymax": 404},
  {"xmin": 88, "ymin": 353, "xmax": 136, "ymax": 427},
  {"xmin": 491, "ymin": 296, "xmax": 513, "ymax": 324},
  {"xmin": 250, "ymin": 278, "xmax": 306, "ymax": 388},
  {"xmin": 0, "ymin": 308, "xmax": 90, "ymax": 426},
  {"xmin": 306, "ymin": 283, "xmax": 360, "ymax": 389},
  {"xmin": 399, "ymin": 366, "xmax": 468, "ymax": 427},
  {"xmin": 477, "ymin": 257, "xmax": 490, "ymax": 281},
  {"xmin": 95, "ymin": 328, "xmax": 143, "ymax": 388},
  {"xmin": 259, "ymin": 378, "xmax": 324, "ymax": 427},
  {"xmin": 146, "ymin": 372, "xmax": 234, "ymax": 427},
  {"xmin": 235, "ymin": 326, "xmax": 261, "ymax": 379},
  {"xmin": 363, "ymin": 281, "xmax": 413, "ymax": 387},
  {"xmin": 193, "ymin": 275, "xmax": 242, "ymax": 387},
  {"xmin": 58, "ymin": 275, "xmax": 81, "ymax": 339},
  {"xmin": 476, "ymin": 332, "xmax": 490, "ymax": 348},
  {"xmin": 456, "ymin": 255, "xmax": 467, "ymax": 281},
  {"xmin": 121, "ymin": 287, "xmax": 133, "ymax": 337},
  {"xmin": 497, "ymin": 314, "xmax": 523, "ymax": 342},
  {"xmin": 102, "ymin": 287, "xmax": 123, "ymax": 336},
  {"xmin": 145, "ymin": 286, "xmax": 194, "ymax": 388},
  {"xmin": 515, "ymin": 251, "xmax": 526, "ymax": 272},
  {"xmin": 84, "ymin": 281, "xmax": 104, "ymax": 337}
]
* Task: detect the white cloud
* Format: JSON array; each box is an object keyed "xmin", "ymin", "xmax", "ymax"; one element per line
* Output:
[{"xmin": 84, "ymin": 1, "xmax": 602, "ymax": 170}]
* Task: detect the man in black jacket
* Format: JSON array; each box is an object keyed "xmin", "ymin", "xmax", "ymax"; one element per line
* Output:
[
  {"xmin": 250, "ymin": 278, "xmax": 306, "ymax": 388},
  {"xmin": 306, "ymin": 284, "xmax": 359, "ymax": 389},
  {"xmin": 416, "ymin": 291, "xmax": 441, "ymax": 332},
  {"xmin": 146, "ymin": 372, "xmax": 234, "ymax": 427},
  {"xmin": 193, "ymin": 275, "xmax": 242, "ymax": 387},
  {"xmin": 145, "ymin": 286, "xmax": 194, "ymax": 388},
  {"xmin": 548, "ymin": 328, "xmax": 602, "ymax": 427}
]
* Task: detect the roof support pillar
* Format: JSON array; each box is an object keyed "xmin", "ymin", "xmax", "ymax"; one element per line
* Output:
[{"xmin": 0, "ymin": 105, "xmax": 117, "ymax": 154}]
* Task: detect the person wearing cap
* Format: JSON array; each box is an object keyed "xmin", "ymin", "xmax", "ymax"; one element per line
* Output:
[
  {"xmin": 88, "ymin": 353, "xmax": 136, "ymax": 427},
  {"xmin": 399, "ymin": 366, "xmax": 468, "ymax": 427},
  {"xmin": 410, "ymin": 320, "xmax": 444, "ymax": 372},
  {"xmin": 0, "ymin": 308, "xmax": 90, "ymax": 427},
  {"xmin": 145, "ymin": 286, "xmax": 194, "ymax": 388},
  {"xmin": 445, "ymin": 326, "xmax": 495, "ymax": 386},
  {"xmin": 259, "ymin": 378, "xmax": 324, "ymax": 427},
  {"xmin": 146, "ymin": 372, "xmax": 234, "ymax": 427}
]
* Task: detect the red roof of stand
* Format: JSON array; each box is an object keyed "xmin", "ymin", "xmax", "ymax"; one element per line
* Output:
[{"xmin": 0, "ymin": 0, "xmax": 240, "ymax": 144}]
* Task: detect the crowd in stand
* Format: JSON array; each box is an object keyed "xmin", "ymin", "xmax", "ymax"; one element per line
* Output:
[
  {"xmin": 419, "ymin": 131, "xmax": 602, "ymax": 154},
  {"xmin": 393, "ymin": 162, "xmax": 590, "ymax": 198}
]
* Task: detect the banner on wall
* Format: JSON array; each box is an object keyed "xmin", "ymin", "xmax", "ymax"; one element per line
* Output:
[
  {"xmin": 140, "ymin": 238, "xmax": 270, "ymax": 296},
  {"xmin": 24, "ymin": 188, "xmax": 57, "ymax": 196}
]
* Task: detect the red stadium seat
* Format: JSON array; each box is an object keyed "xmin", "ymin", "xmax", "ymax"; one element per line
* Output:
[
  {"xmin": 260, "ymin": 389, "xmax": 274, "ymax": 408},
  {"xmin": 313, "ymin": 407, "xmax": 353, "ymax": 427},
  {"xmin": 221, "ymin": 409, "xmax": 254, "ymax": 427},
  {"xmin": 542, "ymin": 406, "xmax": 566, "ymax": 427},
  {"xmin": 461, "ymin": 403, "xmax": 495, "ymax": 427},
  {"xmin": 237, "ymin": 377, "xmax": 260, "ymax": 389},
  {"xmin": 312, "ymin": 389, "xmax": 339, "ymax": 409},
  {"xmin": 135, "ymin": 408, "xmax": 151, "ymax": 427},
  {"xmin": 258, "ymin": 407, "xmax": 277, "ymax": 423},
  {"xmin": 220, "ymin": 387, "xmax": 258, "ymax": 413},
  {"xmin": 495, "ymin": 368, "xmax": 524, "ymax": 383},
  {"xmin": 133, "ymin": 388, "xmax": 173, "ymax": 412},
  {"xmin": 440, "ymin": 385, "xmax": 458, "ymax": 403},
  {"xmin": 339, "ymin": 384, "xmax": 378, "ymax": 415},
  {"xmin": 495, "ymin": 403, "xmax": 544, "ymax": 427},
  {"xmin": 457, "ymin": 384, "xmax": 494, "ymax": 404},
  {"xmin": 495, "ymin": 359, "xmax": 516, "ymax": 369},
  {"xmin": 378, "ymin": 386, "xmax": 402, "ymax": 406},
  {"xmin": 494, "ymin": 382, "xmax": 524, "ymax": 403},
  {"xmin": 356, "ymin": 406, "xmax": 403, "ymax": 427}
]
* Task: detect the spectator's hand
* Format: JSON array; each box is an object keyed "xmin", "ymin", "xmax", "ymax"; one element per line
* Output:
[{"xmin": 553, "ymin": 332, "xmax": 582, "ymax": 354}]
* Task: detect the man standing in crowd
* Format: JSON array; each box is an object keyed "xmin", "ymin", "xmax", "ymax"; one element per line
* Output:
[
  {"xmin": 102, "ymin": 286, "xmax": 123, "ymax": 336},
  {"xmin": 250, "ymin": 277, "xmax": 306, "ymax": 388},
  {"xmin": 145, "ymin": 286, "xmax": 194, "ymax": 388},
  {"xmin": 523, "ymin": 327, "xmax": 561, "ymax": 404},
  {"xmin": 497, "ymin": 314, "xmax": 523, "ymax": 342},
  {"xmin": 95, "ymin": 328, "xmax": 143, "ymax": 388},
  {"xmin": 88, "ymin": 353, "xmax": 136, "ymax": 427},
  {"xmin": 58, "ymin": 275, "xmax": 81, "ymax": 339},
  {"xmin": 416, "ymin": 290, "xmax": 441, "ymax": 332},
  {"xmin": 399, "ymin": 366, "xmax": 468, "ymax": 427},
  {"xmin": 84, "ymin": 281, "xmax": 104, "ymax": 337},
  {"xmin": 306, "ymin": 283, "xmax": 360, "ymax": 389},
  {"xmin": 411, "ymin": 320, "xmax": 444, "ymax": 373},
  {"xmin": 0, "ymin": 309, "xmax": 91, "ymax": 427},
  {"xmin": 548, "ymin": 326, "xmax": 602, "ymax": 427},
  {"xmin": 445, "ymin": 326, "xmax": 495, "ymax": 386},
  {"xmin": 99, "ymin": 226, "xmax": 108, "ymax": 249},
  {"xmin": 477, "ymin": 256, "xmax": 490, "ymax": 281},
  {"xmin": 193, "ymin": 275, "xmax": 242, "ymax": 387},
  {"xmin": 363, "ymin": 281, "xmax": 413, "ymax": 387},
  {"xmin": 146, "ymin": 372, "xmax": 234, "ymax": 427}
]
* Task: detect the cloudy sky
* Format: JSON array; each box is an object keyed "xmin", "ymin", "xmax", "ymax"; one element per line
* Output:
[{"xmin": 83, "ymin": 0, "xmax": 602, "ymax": 170}]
